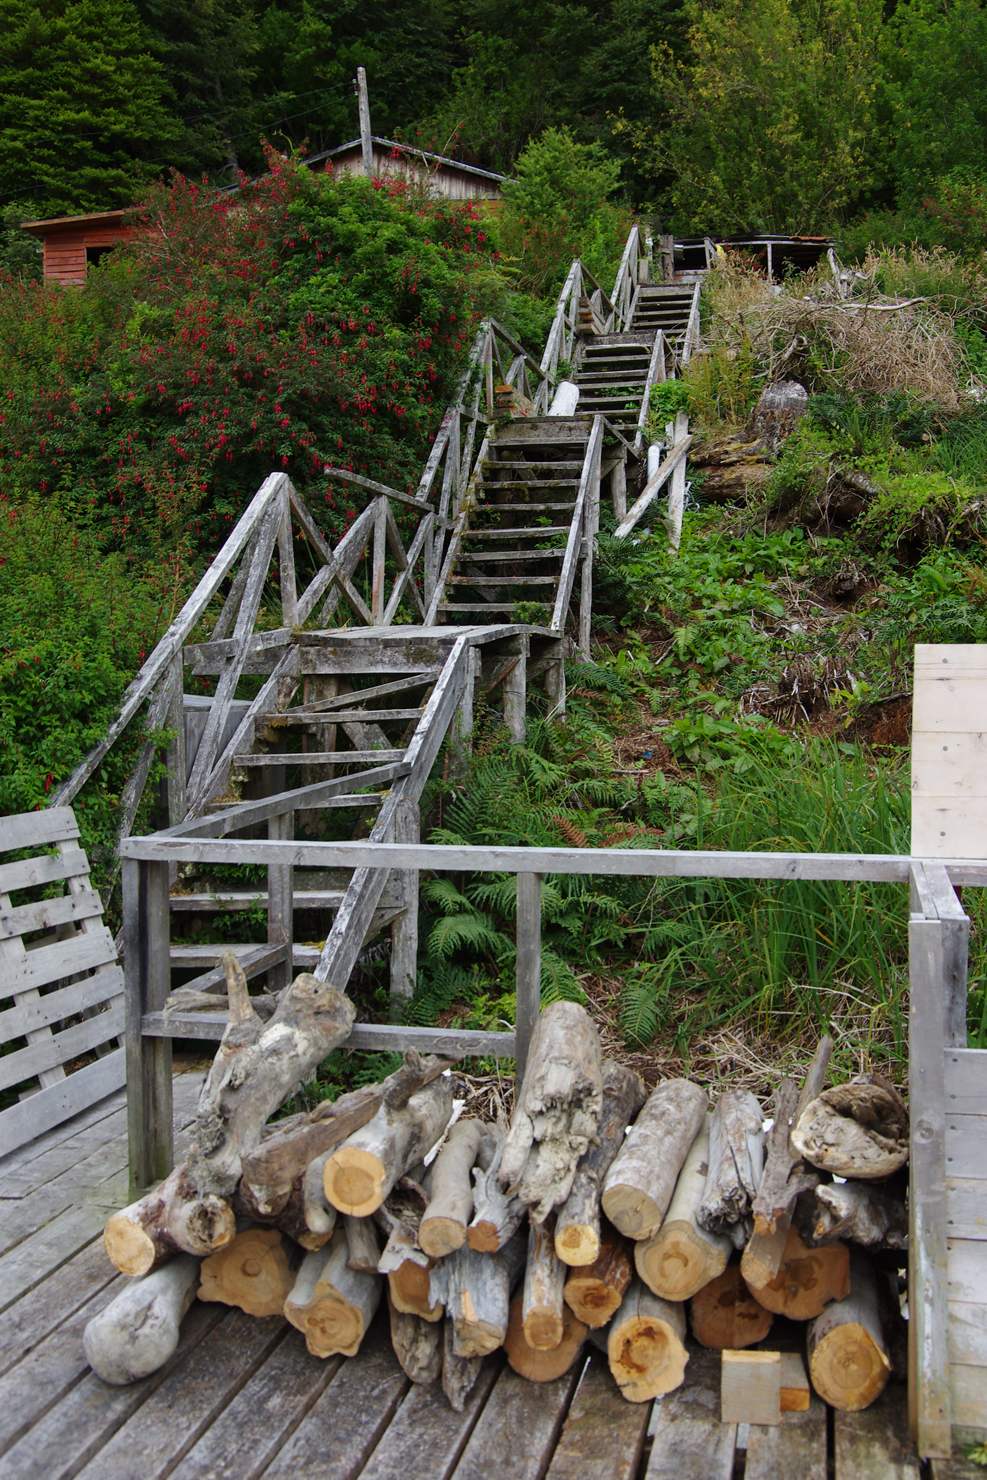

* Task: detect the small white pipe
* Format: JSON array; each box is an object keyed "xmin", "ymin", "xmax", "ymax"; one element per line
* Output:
[
  {"xmin": 647, "ymin": 444, "xmax": 662, "ymax": 483},
  {"xmin": 548, "ymin": 380, "xmax": 580, "ymax": 417}
]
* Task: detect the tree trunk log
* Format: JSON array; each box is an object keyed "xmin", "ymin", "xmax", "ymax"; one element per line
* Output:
[
  {"xmin": 344, "ymin": 1215, "xmax": 380, "ymax": 1272},
  {"xmin": 555, "ymin": 1061, "xmax": 646, "ymax": 1267},
  {"xmin": 752, "ymin": 1038, "xmax": 832, "ymax": 1238},
  {"xmin": 467, "ymin": 1130, "xmax": 525, "ymax": 1253},
  {"xmin": 284, "ymin": 1225, "xmax": 382, "ymax": 1358},
  {"xmin": 442, "ymin": 1315, "xmax": 483, "ymax": 1412},
  {"xmin": 792, "ymin": 1074, "xmax": 909, "ymax": 1180},
  {"xmin": 606, "ymin": 1278, "xmax": 689, "ymax": 1403},
  {"xmin": 324, "ymin": 1074, "xmax": 455, "ymax": 1217},
  {"xmin": 302, "ymin": 1155, "xmax": 338, "ymax": 1240},
  {"xmin": 744, "ymin": 1221, "xmax": 850, "ymax": 1320},
  {"xmin": 83, "ymin": 1255, "xmax": 200, "ymax": 1385},
  {"xmin": 807, "ymin": 1252, "xmax": 892, "ymax": 1410},
  {"xmin": 689, "ymin": 1263, "xmax": 774, "ymax": 1350},
  {"xmin": 188, "ymin": 953, "xmax": 356, "ymax": 1199},
  {"xmin": 634, "ymin": 1118, "xmax": 731, "ymax": 1301},
  {"xmin": 523, "ymin": 1216, "xmax": 567, "ymax": 1350},
  {"xmin": 419, "ymin": 1120, "xmax": 493, "ymax": 1259},
  {"xmin": 376, "ymin": 1174, "xmax": 441, "ymax": 1321},
  {"xmin": 198, "ymin": 1226, "xmax": 300, "ymax": 1317},
  {"xmin": 500, "ymin": 1002, "xmax": 604, "ymax": 1222},
  {"xmin": 602, "ymin": 1080, "xmax": 708, "ymax": 1240},
  {"xmin": 430, "ymin": 1232, "xmax": 526, "ymax": 1358},
  {"xmin": 563, "ymin": 1218, "xmax": 632, "ymax": 1328},
  {"xmin": 801, "ymin": 1181, "xmax": 908, "ymax": 1249},
  {"xmin": 104, "ymin": 1164, "xmax": 236, "ymax": 1276},
  {"xmin": 504, "ymin": 1292, "xmax": 588, "ymax": 1382},
  {"xmin": 387, "ymin": 1291, "xmax": 442, "ymax": 1385},
  {"xmin": 698, "ymin": 1090, "xmax": 764, "ymax": 1237}
]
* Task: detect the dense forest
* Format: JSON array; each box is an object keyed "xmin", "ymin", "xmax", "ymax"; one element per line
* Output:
[{"xmin": 2, "ymin": 0, "xmax": 987, "ymax": 254}]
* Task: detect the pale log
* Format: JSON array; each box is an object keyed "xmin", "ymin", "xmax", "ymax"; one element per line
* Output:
[
  {"xmin": 689, "ymin": 1263, "xmax": 774, "ymax": 1350},
  {"xmin": 804, "ymin": 1180, "xmax": 907, "ymax": 1249},
  {"xmin": 744, "ymin": 1221, "xmax": 850, "ymax": 1320},
  {"xmin": 606, "ymin": 1278, "xmax": 689, "ymax": 1403},
  {"xmin": 698, "ymin": 1089, "xmax": 764, "ymax": 1236},
  {"xmin": 104, "ymin": 1163, "xmax": 235, "ymax": 1276},
  {"xmin": 188, "ymin": 953, "xmax": 356, "ymax": 1198},
  {"xmin": 504, "ymin": 1292, "xmax": 588, "ymax": 1382},
  {"xmin": 806, "ymin": 1252, "xmax": 891, "ymax": 1410},
  {"xmin": 792, "ymin": 1074, "xmax": 909, "ymax": 1180},
  {"xmin": 467, "ymin": 1130, "xmax": 525, "ymax": 1252},
  {"xmin": 634, "ymin": 1117, "xmax": 731, "ymax": 1301},
  {"xmin": 232, "ymin": 1175, "xmax": 329, "ymax": 1252},
  {"xmin": 555, "ymin": 1061, "xmax": 646, "ymax": 1267},
  {"xmin": 429, "ymin": 1231, "xmax": 526, "ymax": 1357},
  {"xmin": 499, "ymin": 1001, "xmax": 604, "ymax": 1222},
  {"xmin": 83, "ymin": 1255, "xmax": 200, "ymax": 1386},
  {"xmin": 284, "ymin": 1225, "xmax": 382, "ymax": 1358},
  {"xmin": 302, "ymin": 1153, "xmax": 338, "ymax": 1240},
  {"xmin": 563, "ymin": 1218, "xmax": 632, "ymax": 1328},
  {"xmin": 442, "ymin": 1315, "xmax": 483, "ymax": 1412},
  {"xmin": 324, "ymin": 1073, "xmax": 455, "ymax": 1217},
  {"xmin": 344, "ymin": 1215, "xmax": 380, "ymax": 1272},
  {"xmin": 376, "ymin": 1174, "xmax": 441, "ymax": 1322},
  {"xmin": 602, "ymin": 1079, "xmax": 708, "ymax": 1240},
  {"xmin": 198, "ymin": 1225, "xmax": 299, "ymax": 1317},
  {"xmin": 419, "ymin": 1119, "xmax": 492, "ymax": 1259},
  {"xmin": 523, "ymin": 1215, "xmax": 567, "ymax": 1350},
  {"xmin": 387, "ymin": 1291, "xmax": 442, "ymax": 1385},
  {"xmin": 752, "ymin": 1037, "xmax": 832, "ymax": 1239}
]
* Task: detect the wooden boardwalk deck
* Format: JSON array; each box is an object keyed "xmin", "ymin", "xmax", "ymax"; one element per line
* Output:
[{"xmin": 0, "ymin": 1073, "xmax": 951, "ymax": 1480}]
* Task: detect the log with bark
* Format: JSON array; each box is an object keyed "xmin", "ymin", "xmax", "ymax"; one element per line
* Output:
[
  {"xmin": 806, "ymin": 1251, "xmax": 892, "ymax": 1410},
  {"xmin": 442, "ymin": 1316, "xmax": 483, "ymax": 1412},
  {"xmin": 237, "ymin": 1086, "xmax": 381, "ymax": 1220},
  {"xmin": 198, "ymin": 1224, "xmax": 301, "ymax": 1318},
  {"xmin": 504, "ymin": 1292, "xmax": 588, "ymax": 1383},
  {"xmin": 606, "ymin": 1278, "xmax": 689, "ymax": 1403},
  {"xmin": 499, "ymin": 1001, "xmax": 604, "ymax": 1222},
  {"xmin": 797, "ymin": 1181, "xmax": 908, "ymax": 1249},
  {"xmin": 467, "ymin": 1129, "xmax": 526, "ymax": 1253},
  {"xmin": 698, "ymin": 1090, "xmax": 764, "ymax": 1245},
  {"xmin": 104, "ymin": 1164, "xmax": 236, "ymax": 1277},
  {"xmin": 689, "ymin": 1263, "xmax": 774, "ymax": 1350},
  {"xmin": 792, "ymin": 1074, "xmax": 909, "ymax": 1181},
  {"xmin": 324, "ymin": 1071, "xmax": 455, "ymax": 1217},
  {"xmin": 283, "ymin": 1225, "xmax": 382, "ymax": 1358},
  {"xmin": 522, "ymin": 1215, "xmax": 567, "ymax": 1350},
  {"xmin": 634, "ymin": 1117, "xmax": 731, "ymax": 1301},
  {"xmin": 554, "ymin": 1061, "xmax": 647, "ymax": 1268},
  {"xmin": 744, "ymin": 1220, "xmax": 850, "ymax": 1320},
  {"xmin": 429, "ymin": 1232, "xmax": 526, "ymax": 1358},
  {"xmin": 83, "ymin": 1255, "xmax": 201, "ymax": 1386},
  {"xmin": 602, "ymin": 1079, "xmax": 708, "ymax": 1240},
  {"xmin": 562, "ymin": 1218, "xmax": 632, "ymax": 1328},
  {"xmin": 387, "ymin": 1291, "xmax": 442, "ymax": 1385},
  {"xmin": 343, "ymin": 1215, "xmax": 380, "ymax": 1272},
  {"xmin": 376, "ymin": 1174, "xmax": 442, "ymax": 1321},
  {"xmin": 419, "ymin": 1120, "xmax": 496, "ymax": 1259}
]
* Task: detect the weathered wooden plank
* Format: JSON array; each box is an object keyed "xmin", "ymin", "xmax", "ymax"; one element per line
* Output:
[
  {"xmin": 945, "ymin": 1116, "xmax": 987, "ymax": 1180},
  {"xmin": 164, "ymin": 762, "xmax": 411, "ymax": 841},
  {"xmin": 0, "ymin": 967, "xmax": 124, "ymax": 1044},
  {"xmin": 0, "ymin": 1051, "xmax": 126, "ymax": 1161},
  {"xmin": 0, "ymin": 1126, "xmax": 129, "ymax": 1255},
  {"xmin": 452, "ymin": 1363, "xmax": 580, "ymax": 1480},
  {"xmin": 744, "ymin": 1391, "xmax": 827, "ymax": 1480},
  {"xmin": 0, "ymin": 890, "xmax": 103, "ymax": 940},
  {"xmin": 931, "ymin": 1452, "xmax": 987, "ymax": 1480},
  {"xmin": 0, "ymin": 1240, "xmax": 117, "ymax": 1380},
  {"xmin": 0, "ymin": 848, "xmax": 89, "ymax": 898},
  {"xmin": 834, "ymin": 1383, "xmax": 920, "ymax": 1479},
  {"xmin": 946, "ymin": 1179, "xmax": 987, "ymax": 1240},
  {"xmin": 0, "ymin": 809, "xmax": 80, "ymax": 852},
  {"xmin": 949, "ymin": 1301, "xmax": 987, "ymax": 1367},
  {"xmin": 945, "ymin": 1051, "xmax": 987, "ymax": 1114},
  {"xmin": 544, "ymin": 1352, "xmax": 645, "ymax": 1480},
  {"xmin": 72, "ymin": 1311, "xmax": 288, "ymax": 1479},
  {"xmin": 947, "ymin": 1239, "xmax": 987, "ymax": 1303},
  {"xmin": 262, "ymin": 1317, "xmax": 409, "ymax": 1480},
  {"xmin": 359, "ymin": 1353, "xmax": 500, "ymax": 1480},
  {"xmin": 515, "ymin": 873, "xmax": 541, "ymax": 1083},
  {"xmin": 142, "ymin": 1013, "xmax": 515, "ymax": 1056},
  {"xmin": 614, "ymin": 436, "xmax": 692, "ymax": 540},
  {"xmin": 189, "ymin": 648, "xmax": 299, "ymax": 815},
  {"xmin": 646, "ymin": 1347, "xmax": 735, "ymax": 1480},
  {"xmin": 912, "ymin": 731, "xmax": 987, "ymax": 797},
  {"xmin": 0, "ymin": 1002, "xmax": 124, "ymax": 1094},
  {"xmin": 0, "ymin": 928, "xmax": 117, "ymax": 998}
]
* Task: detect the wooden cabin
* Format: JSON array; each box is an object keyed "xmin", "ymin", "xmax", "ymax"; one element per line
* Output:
[
  {"xmin": 20, "ymin": 208, "xmax": 137, "ymax": 287},
  {"xmin": 306, "ymin": 136, "xmax": 507, "ymax": 202}
]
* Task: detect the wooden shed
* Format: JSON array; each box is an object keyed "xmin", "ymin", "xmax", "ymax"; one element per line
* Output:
[
  {"xmin": 20, "ymin": 208, "xmax": 137, "ymax": 286},
  {"xmin": 307, "ymin": 136, "xmax": 507, "ymax": 202}
]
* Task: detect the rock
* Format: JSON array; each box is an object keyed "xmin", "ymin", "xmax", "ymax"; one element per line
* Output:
[{"xmin": 746, "ymin": 382, "xmax": 808, "ymax": 454}]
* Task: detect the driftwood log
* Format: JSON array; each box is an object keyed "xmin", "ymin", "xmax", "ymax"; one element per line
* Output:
[
  {"xmin": 324, "ymin": 1072, "xmax": 455, "ymax": 1217},
  {"xmin": 792, "ymin": 1074, "xmax": 909, "ymax": 1180},
  {"xmin": 430, "ymin": 1232, "xmax": 526, "ymax": 1358},
  {"xmin": 504, "ymin": 1293, "xmax": 588, "ymax": 1383},
  {"xmin": 419, "ymin": 1120, "xmax": 494, "ymax": 1259},
  {"xmin": 799, "ymin": 1180, "xmax": 908, "ymax": 1249},
  {"xmin": 284, "ymin": 1226, "xmax": 381, "ymax": 1358},
  {"xmin": 689, "ymin": 1263, "xmax": 774, "ymax": 1350},
  {"xmin": 104, "ymin": 1164, "xmax": 236, "ymax": 1277},
  {"xmin": 634, "ymin": 1117, "xmax": 731, "ymax": 1301},
  {"xmin": 523, "ymin": 1215, "xmax": 567, "ymax": 1350},
  {"xmin": 807, "ymin": 1252, "xmax": 892, "ymax": 1410},
  {"xmin": 562, "ymin": 1219, "xmax": 632, "ymax": 1328},
  {"xmin": 237, "ymin": 1085, "xmax": 382, "ymax": 1219},
  {"xmin": 343, "ymin": 1215, "xmax": 380, "ymax": 1272},
  {"xmin": 376, "ymin": 1174, "xmax": 441, "ymax": 1321},
  {"xmin": 442, "ymin": 1316, "xmax": 483, "ymax": 1412},
  {"xmin": 467, "ymin": 1130, "xmax": 525, "ymax": 1253},
  {"xmin": 554, "ymin": 1061, "xmax": 646, "ymax": 1267},
  {"xmin": 198, "ymin": 1226, "xmax": 300, "ymax": 1317},
  {"xmin": 499, "ymin": 1001, "xmax": 604, "ymax": 1222},
  {"xmin": 388, "ymin": 1292, "xmax": 442, "ymax": 1385},
  {"xmin": 602, "ymin": 1079, "xmax": 708, "ymax": 1240},
  {"xmin": 698, "ymin": 1090, "xmax": 764, "ymax": 1244},
  {"xmin": 745, "ymin": 1220, "xmax": 850, "ymax": 1320},
  {"xmin": 83, "ymin": 1255, "xmax": 200, "ymax": 1385},
  {"xmin": 606, "ymin": 1278, "xmax": 689, "ymax": 1402}
]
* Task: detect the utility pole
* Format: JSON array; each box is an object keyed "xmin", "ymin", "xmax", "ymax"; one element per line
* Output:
[{"xmin": 355, "ymin": 67, "xmax": 373, "ymax": 177}]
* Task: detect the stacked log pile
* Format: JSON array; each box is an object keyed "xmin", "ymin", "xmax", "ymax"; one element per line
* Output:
[{"xmin": 90, "ymin": 969, "xmax": 910, "ymax": 1418}]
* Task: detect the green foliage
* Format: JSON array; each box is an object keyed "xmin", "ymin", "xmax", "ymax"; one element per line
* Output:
[
  {"xmin": 648, "ymin": 379, "xmax": 691, "ymax": 422},
  {"xmin": 857, "ymin": 471, "xmax": 978, "ymax": 550},
  {"xmin": 681, "ymin": 338, "xmax": 759, "ymax": 426}
]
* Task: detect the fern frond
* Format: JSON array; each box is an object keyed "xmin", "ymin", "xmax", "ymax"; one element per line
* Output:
[
  {"xmin": 426, "ymin": 911, "xmax": 508, "ymax": 963},
  {"xmin": 422, "ymin": 877, "xmax": 473, "ymax": 915}
]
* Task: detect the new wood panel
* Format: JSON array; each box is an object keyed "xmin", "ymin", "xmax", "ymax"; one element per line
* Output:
[{"xmin": 912, "ymin": 645, "xmax": 987, "ymax": 855}]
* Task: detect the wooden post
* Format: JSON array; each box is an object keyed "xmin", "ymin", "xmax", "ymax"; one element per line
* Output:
[
  {"xmin": 371, "ymin": 498, "xmax": 387, "ymax": 623},
  {"xmin": 165, "ymin": 653, "xmax": 187, "ymax": 831},
  {"xmin": 278, "ymin": 491, "xmax": 298, "ymax": 628},
  {"xmin": 123, "ymin": 857, "xmax": 173, "ymax": 1195},
  {"xmin": 908, "ymin": 863, "xmax": 952, "ymax": 1458},
  {"xmin": 449, "ymin": 645, "xmax": 480, "ymax": 775},
  {"xmin": 611, "ymin": 456, "xmax": 627, "ymax": 523},
  {"xmin": 267, "ymin": 807, "xmax": 293, "ymax": 994},
  {"xmin": 515, "ymin": 872, "xmax": 541, "ymax": 1084},
  {"xmin": 356, "ymin": 66, "xmax": 373, "ymax": 177},
  {"xmin": 503, "ymin": 635, "xmax": 528, "ymax": 745},
  {"xmin": 390, "ymin": 797, "xmax": 420, "ymax": 1007},
  {"xmin": 922, "ymin": 861, "xmax": 970, "ymax": 1047},
  {"xmin": 666, "ymin": 411, "xmax": 689, "ymax": 553}
]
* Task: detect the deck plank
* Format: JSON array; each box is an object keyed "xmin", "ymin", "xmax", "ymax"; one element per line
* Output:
[
  {"xmin": 0, "ymin": 1238, "xmax": 117, "ymax": 1379},
  {"xmin": 451, "ymin": 1363, "xmax": 581, "ymax": 1480},
  {"xmin": 834, "ymin": 1383, "xmax": 919, "ymax": 1479},
  {"xmin": 645, "ymin": 1349, "xmax": 736, "ymax": 1480},
  {"xmin": 744, "ymin": 1391, "xmax": 827, "ymax": 1480},
  {"xmin": 544, "ymin": 1351, "xmax": 648, "ymax": 1480},
  {"xmin": 359, "ymin": 1351, "xmax": 501, "ymax": 1480}
]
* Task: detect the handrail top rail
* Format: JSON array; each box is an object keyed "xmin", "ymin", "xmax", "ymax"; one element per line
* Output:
[{"xmin": 118, "ymin": 836, "xmax": 987, "ymax": 887}]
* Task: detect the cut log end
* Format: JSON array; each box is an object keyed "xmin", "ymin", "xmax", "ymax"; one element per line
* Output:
[
  {"xmin": 555, "ymin": 1223, "xmax": 598, "ymax": 1268},
  {"xmin": 466, "ymin": 1221, "xmax": 500, "ymax": 1254},
  {"xmin": 297, "ymin": 1298, "xmax": 365, "ymax": 1359},
  {"xmin": 419, "ymin": 1216, "xmax": 467, "ymax": 1261},
  {"xmin": 198, "ymin": 1227, "xmax": 295, "ymax": 1318},
  {"xmin": 325, "ymin": 1149, "xmax": 385, "ymax": 1218},
  {"xmin": 608, "ymin": 1315, "xmax": 689, "ymax": 1403},
  {"xmin": 388, "ymin": 1260, "xmax": 442, "ymax": 1322},
  {"xmin": 103, "ymin": 1219, "xmax": 158, "ymax": 1279},
  {"xmin": 523, "ymin": 1309, "xmax": 565, "ymax": 1351},
  {"xmin": 689, "ymin": 1265, "xmax": 774, "ymax": 1351},
  {"xmin": 809, "ymin": 1320, "xmax": 891, "ymax": 1411},
  {"xmin": 504, "ymin": 1294, "xmax": 588, "ymax": 1383}
]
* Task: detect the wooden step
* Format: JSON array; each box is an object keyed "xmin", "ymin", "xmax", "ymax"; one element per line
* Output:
[
  {"xmin": 479, "ymin": 478, "xmax": 578, "ymax": 489},
  {"xmin": 458, "ymin": 549, "xmax": 565, "ymax": 562},
  {"xmin": 233, "ymin": 750, "xmax": 404, "ymax": 766},
  {"xmin": 170, "ymin": 889, "xmax": 347, "ymax": 911},
  {"xmin": 448, "ymin": 575, "xmax": 559, "ymax": 586},
  {"xmin": 463, "ymin": 526, "xmax": 570, "ymax": 539},
  {"xmin": 473, "ymin": 502, "xmax": 575, "ymax": 514},
  {"xmin": 438, "ymin": 602, "xmax": 546, "ymax": 615}
]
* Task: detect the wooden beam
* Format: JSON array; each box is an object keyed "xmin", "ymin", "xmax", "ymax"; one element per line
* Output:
[{"xmin": 614, "ymin": 436, "xmax": 692, "ymax": 540}]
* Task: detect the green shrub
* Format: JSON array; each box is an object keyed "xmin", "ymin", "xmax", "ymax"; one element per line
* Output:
[
  {"xmin": 682, "ymin": 337, "xmax": 760, "ymax": 426},
  {"xmin": 857, "ymin": 470, "xmax": 978, "ymax": 549}
]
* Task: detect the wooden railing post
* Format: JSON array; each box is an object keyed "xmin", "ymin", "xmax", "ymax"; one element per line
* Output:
[
  {"xmin": 390, "ymin": 797, "xmax": 420, "ymax": 1007},
  {"xmin": 267, "ymin": 807, "xmax": 293, "ymax": 993},
  {"xmin": 515, "ymin": 872, "xmax": 542, "ymax": 1084},
  {"xmin": 371, "ymin": 498, "xmax": 387, "ymax": 623},
  {"xmin": 123, "ymin": 856, "xmax": 173, "ymax": 1194},
  {"xmin": 503, "ymin": 634, "xmax": 528, "ymax": 745}
]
